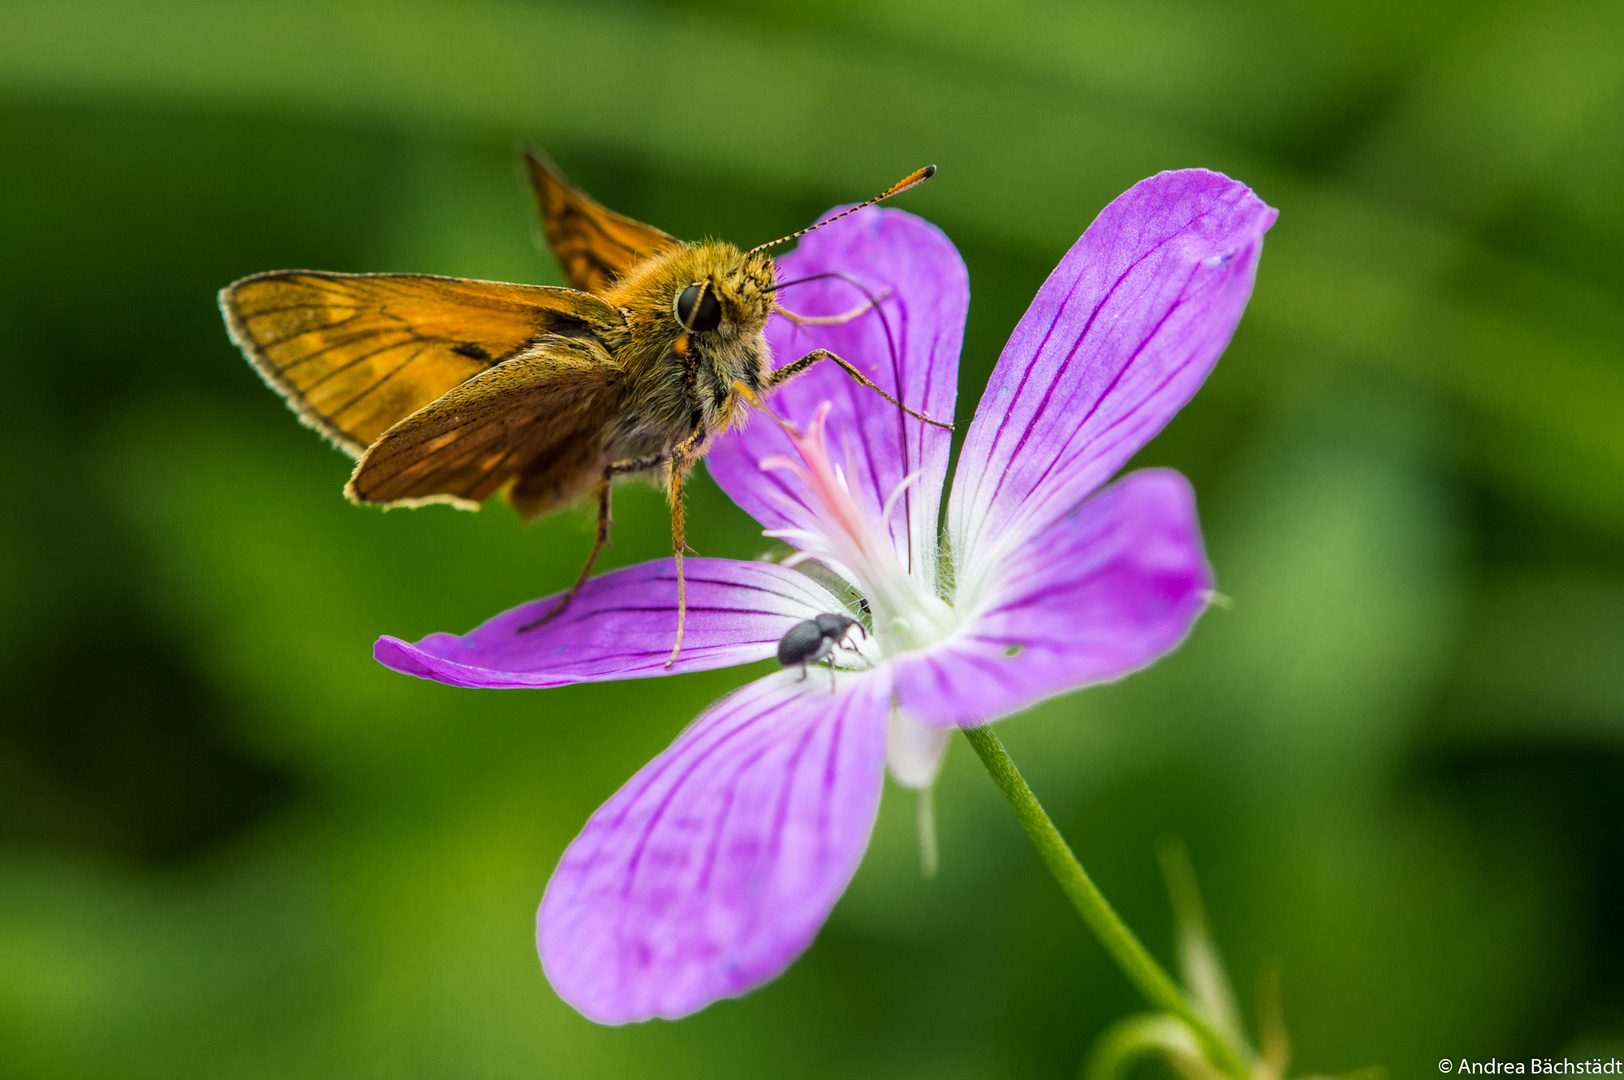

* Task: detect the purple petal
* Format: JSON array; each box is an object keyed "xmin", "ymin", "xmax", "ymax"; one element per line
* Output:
[
  {"xmin": 707, "ymin": 207, "xmax": 966, "ymax": 584},
  {"xmin": 893, "ymin": 469, "xmax": 1213, "ymax": 728},
  {"xmin": 374, "ymin": 558, "xmax": 838, "ymax": 688},
  {"xmin": 539, "ymin": 669, "xmax": 894, "ymax": 1023},
  {"xmin": 948, "ymin": 170, "xmax": 1274, "ymax": 593}
]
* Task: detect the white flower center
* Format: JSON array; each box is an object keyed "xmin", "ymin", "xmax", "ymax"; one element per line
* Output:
[{"xmin": 759, "ymin": 404, "xmax": 959, "ymax": 659}]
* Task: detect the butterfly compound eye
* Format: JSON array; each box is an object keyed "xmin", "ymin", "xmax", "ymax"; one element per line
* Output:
[{"xmin": 676, "ymin": 283, "xmax": 722, "ymax": 332}]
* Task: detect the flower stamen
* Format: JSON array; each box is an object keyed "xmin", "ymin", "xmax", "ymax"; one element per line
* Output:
[{"xmin": 758, "ymin": 404, "xmax": 956, "ymax": 655}]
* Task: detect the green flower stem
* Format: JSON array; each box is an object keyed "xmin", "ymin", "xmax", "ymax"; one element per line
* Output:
[{"xmin": 961, "ymin": 724, "xmax": 1251, "ymax": 1080}]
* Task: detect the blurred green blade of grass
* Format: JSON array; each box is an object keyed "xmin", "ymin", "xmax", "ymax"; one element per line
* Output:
[
  {"xmin": 1344, "ymin": 0, "xmax": 1624, "ymax": 226},
  {"xmin": 860, "ymin": 0, "xmax": 1482, "ymax": 162},
  {"xmin": 1445, "ymin": 574, "xmax": 1624, "ymax": 740},
  {"xmin": 3, "ymin": 0, "xmax": 1619, "ymax": 530}
]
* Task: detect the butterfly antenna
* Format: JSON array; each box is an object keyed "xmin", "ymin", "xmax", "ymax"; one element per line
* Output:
[{"xmin": 746, "ymin": 165, "xmax": 935, "ymax": 256}]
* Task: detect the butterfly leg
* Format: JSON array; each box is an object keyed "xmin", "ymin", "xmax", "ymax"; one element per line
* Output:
[
  {"xmin": 764, "ymin": 349, "xmax": 953, "ymax": 430},
  {"xmin": 664, "ymin": 428, "xmax": 708, "ymax": 669},
  {"xmin": 517, "ymin": 453, "xmax": 666, "ymax": 633}
]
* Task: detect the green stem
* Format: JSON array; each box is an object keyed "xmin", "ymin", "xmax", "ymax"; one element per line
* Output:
[{"xmin": 962, "ymin": 724, "xmax": 1251, "ymax": 1080}]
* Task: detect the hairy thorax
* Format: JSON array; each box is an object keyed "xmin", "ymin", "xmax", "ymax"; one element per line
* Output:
[{"xmin": 601, "ymin": 241, "xmax": 777, "ymax": 460}]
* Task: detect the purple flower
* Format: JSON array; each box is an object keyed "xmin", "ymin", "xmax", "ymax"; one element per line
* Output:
[{"xmin": 376, "ymin": 170, "xmax": 1276, "ymax": 1024}]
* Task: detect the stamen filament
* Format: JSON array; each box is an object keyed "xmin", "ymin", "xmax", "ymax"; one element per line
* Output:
[
  {"xmin": 881, "ymin": 469, "xmax": 925, "ymax": 527},
  {"xmin": 758, "ymin": 403, "xmax": 955, "ymax": 654}
]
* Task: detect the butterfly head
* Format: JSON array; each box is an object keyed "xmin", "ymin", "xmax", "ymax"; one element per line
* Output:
[
  {"xmin": 674, "ymin": 243, "xmax": 777, "ymax": 339},
  {"xmin": 611, "ymin": 243, "xmax": 774, "ymax": 345}
]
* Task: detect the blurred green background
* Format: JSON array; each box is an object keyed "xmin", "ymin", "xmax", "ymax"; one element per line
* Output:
[{"xmin": 2, "ymin": 0, "xmax": 1623, "ymax": 1075}]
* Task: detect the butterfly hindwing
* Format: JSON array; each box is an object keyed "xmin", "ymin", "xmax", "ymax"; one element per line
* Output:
[
  {"xmin": 220, "ymin": 271, "xmax": 625, "ymax": 456},
  {"xmin": 524, "ymin": 148, "xmax": 681, "ymax": 295},
  {"xmin": 345, "ymin": 337, "xmax": 627, "ymax": 521}
]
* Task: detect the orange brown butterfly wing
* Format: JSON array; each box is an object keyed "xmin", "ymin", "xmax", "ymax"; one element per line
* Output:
[
  {"xmin": 524, "ymin": 148, "xmax": 681, "ymax": 295},
  {"xmin": 345, "ymin": 337, "xmax": 626, "ymax": 522},
  {"xmin": 220, "ymin": 271, "xmax": 624, "ymax": 457}
]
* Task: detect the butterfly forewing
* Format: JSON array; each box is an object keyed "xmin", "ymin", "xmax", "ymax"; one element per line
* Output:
[
  {"xmin": 524, "ymin": 148, "xmax": 680, "ymax": 295},
  {"xmin": 346, "ymin": 339, "xmax": 626, "ymax": 521},
  {"xmin": 221, "ymin": 271, "xmax": 624, "ymax": 455}
]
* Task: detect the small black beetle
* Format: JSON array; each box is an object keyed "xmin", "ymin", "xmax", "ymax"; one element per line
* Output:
[{"xmin": 777, "ymin": 613, "xmax": 867, "ymax": 688}]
